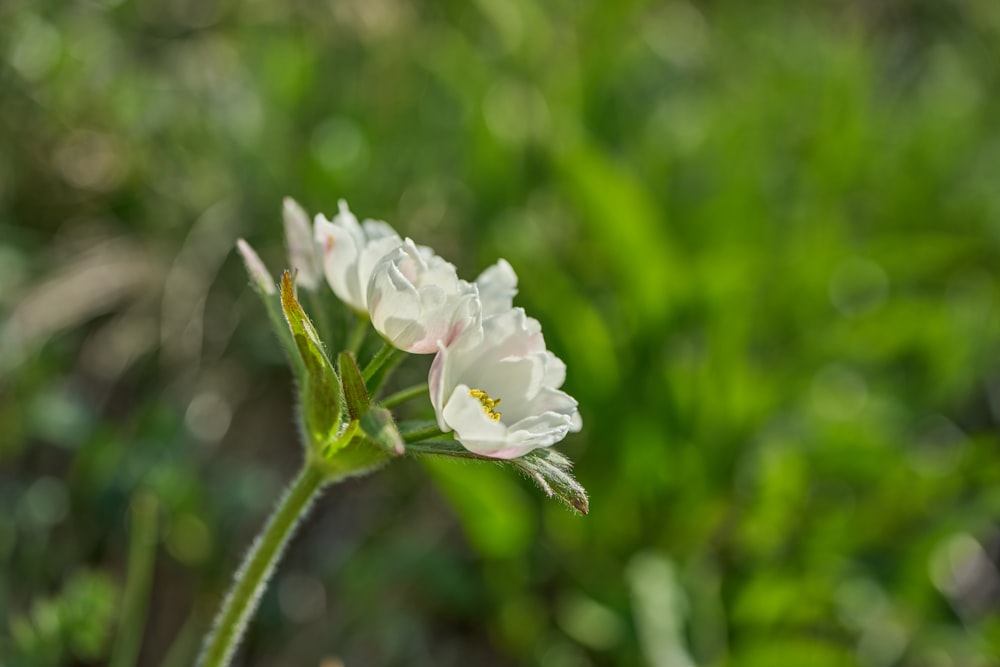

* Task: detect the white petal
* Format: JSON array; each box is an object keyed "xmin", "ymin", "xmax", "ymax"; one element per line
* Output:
[
  {"xmin": 543, "ymin": 351, "xmax": 567, "ymax": 388},
  {"xmin": 283, "ymin": 198, "xmax": 321, "ymax": 289},
  {"xmin": 314, "ymin": 201, "xmax": 402, "ymax": 311},
  {"xmin": 442, "ymin": 384, "xmax": 506, "ymax": 439},
  {"xmin": 476, "ymin": 258, "xmax": 518, "ymax": 317},
  {"xmin": 507, "ymin": 418, "xmax": 570, "ymax": 450},
  {"xmin": 369, "ymin": 241, "xmax": 482, "ymax": 354},
  {"xmin": 315, "ymin": 214, "xmax": 363, "ymax": 309},
  {"xmin": 429, "ymin": 342, "xmax": 451, "ymax": 432},
  {"xmin": 427, "ymin": 300, "xmax": 581, "ymax": 459},
  {"xmin": 442, "ymin": 384, "xmax": 534, "ymax": 459},
  {"xmin": 369, "ymin": 261, "xmax": 422, "ymax": 327}
]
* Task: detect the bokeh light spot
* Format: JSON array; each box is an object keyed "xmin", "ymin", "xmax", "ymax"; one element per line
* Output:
[
  {"xmin": 311, "ymin": 117, "xmax": 368, "ymax": 171},
  {"xmin": 278, "ymin": 572, "xmax": 327, "ymax": 623},
  {"xmin": 829, "ymin": 257, "xmax": 889, "ymax": 318},
  {"xmin": 810, "ymin": 364, "xmax": 869, "ymax": 421},
  {"xmin": 21, "ymin": 476, "xmax": 69, "ymax": 527},
  {"xmin": 184, "ymin": 391, "xmax": 232, "ymax": 444},
  {"xmin": 166, "ymin": 514, "xmax": 211, "ymax": 565}
]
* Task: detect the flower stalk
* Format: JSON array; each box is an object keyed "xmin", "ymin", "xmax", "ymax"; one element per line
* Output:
[
  {"xmin": 197, "ymin": 463, "xmax": 327, "ymax": 667},
  {"xmin": 204, "ymin": 197, "xmax": 589, "ymax": 666},
  {"xmin": 402, "ymin": 423, "xmax": 447, "ymax": 443},
  {"xmin": 362, "ymin": 342, "xmax": 398, "ymax": 383},
  {"xmin": 380, "ymin": 382, "xmax": 429, "ymax": 408}
]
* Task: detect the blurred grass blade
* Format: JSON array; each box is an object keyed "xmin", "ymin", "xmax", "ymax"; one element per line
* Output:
[
  {"xmin": 110, "ymin": 491, "xmax": 158, "ymax": 667},
  {"xmin": 280, "ymin": 271, "xmax": 343, "ymax": 452},
  {"xmin": 626, "ymin": 552, "xmax": 696, "ymax": 667}
]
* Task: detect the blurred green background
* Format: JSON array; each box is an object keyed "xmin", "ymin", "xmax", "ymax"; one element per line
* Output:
[{"xmin": 4, "ymin": 0, "xmax": 1000, "ymax": 665}]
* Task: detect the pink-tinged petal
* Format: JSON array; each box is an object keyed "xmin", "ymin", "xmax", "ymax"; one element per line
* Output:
[
  {"xmin": 429, "ymin": 343, "xmax": 451, "ymax": 432},
  {"xmin": 482, "ymin": 308, "xmax": 545, "ymax": 358},
  {"xmin": 369, "ymin": 241, "xmax": 483, "ymax": 354},
  {"xmin": 427, "ymin": 300, "xmax": 581, "ymax": 458}
]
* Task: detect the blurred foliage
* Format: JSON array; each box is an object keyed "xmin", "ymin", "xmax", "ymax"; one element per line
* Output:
[{"xmin": 3, "ymin": 0, "xmax": 1000, "ymax": 665}]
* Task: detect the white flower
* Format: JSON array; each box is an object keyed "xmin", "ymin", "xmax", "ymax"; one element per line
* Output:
[
  {"xmin": 314, "ymin": 200, "xmax": 402, "ymax": 312},
  {"xmin": 283, "ymin": 198, "xmax": 322, "ymax": 290},
  {"xmin": 475, "ymin": 259, "xmax": 518, "ymax": 317},
  {"xmin": 368, "ymin": 239, "xmax": 480, "ymax": 354},
  {"xmin": 429, "ymin": 307, "xmax": 581, "ymax": 459}
]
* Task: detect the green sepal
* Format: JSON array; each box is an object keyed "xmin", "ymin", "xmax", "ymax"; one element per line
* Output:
[
  {"xmin": 338, "ymin": 351, "xmax": 370, "ymax": 422},
  {"xmin": 404, "ymin": 439, "xmax": 589, "ymax": 515},
  {"xmin": 312, "ymin": 425, "xmax": 392, "ymax": 481},
  {"xmin": 510, "ymin": 448, "xmax": 589, "ymax": 515},
  {"xmin": 359, "ymin": 407, "xmax": 405, "ymax": 456},
  {"xmin": 279, "ymin": 271, "xmax": 343, "ymax": 453}
]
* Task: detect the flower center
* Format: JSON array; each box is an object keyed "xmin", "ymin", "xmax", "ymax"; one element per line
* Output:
[{"xmin": 469, "ymin": 388, "xmax": 502, "ymax": 422}]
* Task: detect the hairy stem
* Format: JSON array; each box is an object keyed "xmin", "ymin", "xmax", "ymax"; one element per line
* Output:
[
  {"xmin": 362, "ymin": 342, "xmax": 398, "ymax": 383},
  {"xmin": 402, "ymin": 424, "xmax": 446, "ymax": 443},
  {"xmin": 347, "ymin": 317, "xmax": 368, "ymax": 356},
  {"xmin": 380, "ymin": 383, "xmax": 429, "ymax": 409},
  {"xmin": 197, "ymin": 464, "xmax": 326, "ymax": 667}
]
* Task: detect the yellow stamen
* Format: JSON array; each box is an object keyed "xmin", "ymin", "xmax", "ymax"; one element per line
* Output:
[{"xmin": 469, "ymin": 388, "xmax": 502, "ymax": 422}]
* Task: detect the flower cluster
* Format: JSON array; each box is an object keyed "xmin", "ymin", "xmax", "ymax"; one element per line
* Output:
[{"xmin": 277, "ymin": 197, "xmax": 582, "ymax": 461}]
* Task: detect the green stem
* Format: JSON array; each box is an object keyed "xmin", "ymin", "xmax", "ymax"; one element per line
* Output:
[
  {"xmin": 110, "ymin": 491, "xmax": 158, "ymax": 667},
  {"xmin": 306, "ymin": 289, "xmax": 334, "ymax": 350},
  {"xmin": 197, "ymin": 464, "xmax": 326, "ymax": 667},
  {"xmin": 380, "ymin": 383, "xmax": 429, "ymax": 409},
  {"xmin": 362, "ymin": 342, "xmax": 398, "ymax": 383},
  {"xmin": 402, "ymin": 424, "xmax": 446, "ymax": 443},
  {"xmin": 347, "ymin": 317, "xmax": 368, "ymax": 356}
]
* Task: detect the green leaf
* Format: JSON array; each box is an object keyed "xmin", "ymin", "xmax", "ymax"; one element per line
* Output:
[
  {"xmin": 338, "ymin": 351, "xmax": 369, "ymax": 421},
  {"xmin": 359, "ymin": 407, "xmax": 404, "ymax": 456},
  {"xmin": 510, "ymin": 448, "xmax": 589, "ymax": 515},
  {"xmin": 279, "ymin": 271, "xmax": 342, "ymax": 452}
]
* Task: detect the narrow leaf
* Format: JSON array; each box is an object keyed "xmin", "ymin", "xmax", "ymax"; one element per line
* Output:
[
  {"xmin": 279, "ymin": 271, "xmax": 342, "ymax": 452},
  {"xmin": 338, "ymin": 351, "xmax": 370, "ymax": 422}
]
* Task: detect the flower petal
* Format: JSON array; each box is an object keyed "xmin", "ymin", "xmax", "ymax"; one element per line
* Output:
[
  {"xmin": 313, "ymin": 200, "xmax": 402, "ymax": 311},
  {"xmin": 283, "ymin": 197, "xmax": 321, "ymax": 289},
  {"xmin": 476, "ymin": 258, "xmax": 518, "ymax": 317},
  {"xmin": 369, "ymin": 240, "xmax": 483, "ymax": 354}
]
